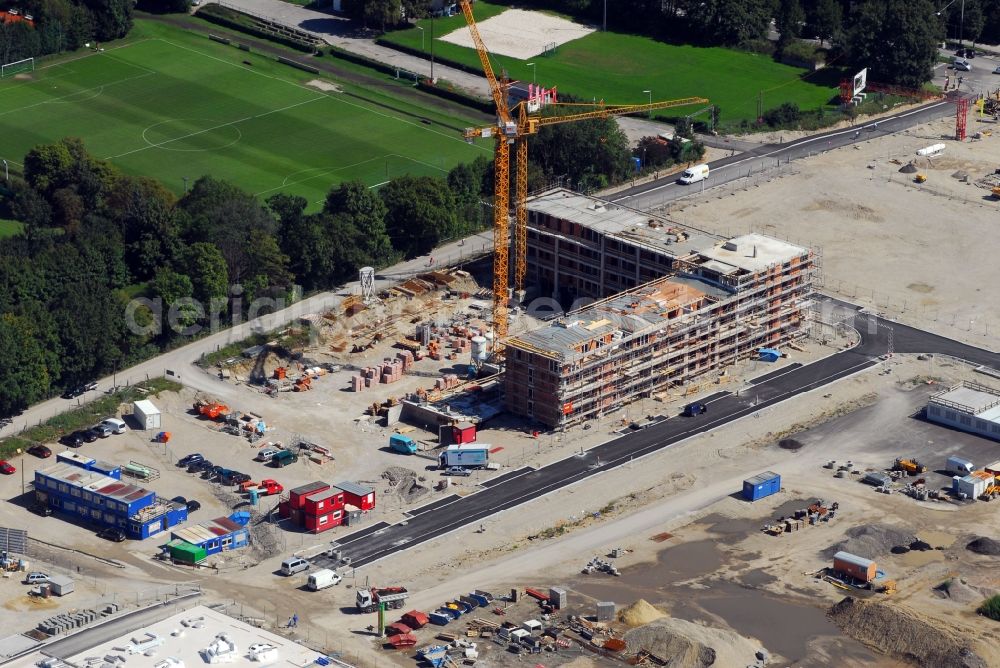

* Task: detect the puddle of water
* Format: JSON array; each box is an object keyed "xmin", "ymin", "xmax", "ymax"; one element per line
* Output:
[
  {"xmin": 916, "ymin": 530, "xmax": 955, "ymax": 549},
  {"xmin": 739, "ymin": 568, "xmax": 777, "ymax": 587},
  {"xmin": 895, "ymin": 549, "xmax": 945, "ymax": 568},
  {"xmin": 702, "ymin": 513, "xmax": 758, "ymax": 537}
]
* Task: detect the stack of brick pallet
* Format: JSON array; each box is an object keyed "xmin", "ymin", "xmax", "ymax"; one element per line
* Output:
[
  {"xmin": 380, "ymin": 357, "xmax": 405, "ymax": 384},
  {"xmin": 435, "ymin": 374, "xmax": 461, "ymax": 391},
  {"xmin": 351, "ymin": 375, "xmax": 365, "ymax": 392},
  {"xmin": 396, "ymin": 350, "xmax": 414, "ymax": 370}
]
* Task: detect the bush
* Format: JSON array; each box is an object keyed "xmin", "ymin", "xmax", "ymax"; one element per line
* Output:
[
  {"xmin": 979, "ymin": 594, "xmax": 1000, "ymax": 621},
  {"xmin": 781, "ymin": 39, "xmax": 824, "ymax": 64},
  {"xmin": 762, "ymin": 102, "xmax": 802, "ymax": 128}
]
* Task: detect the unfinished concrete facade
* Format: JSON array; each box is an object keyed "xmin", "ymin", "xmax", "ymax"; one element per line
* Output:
[{"xmin": 506, "ymin": 193, "xmax": 816, "ymax": 427}]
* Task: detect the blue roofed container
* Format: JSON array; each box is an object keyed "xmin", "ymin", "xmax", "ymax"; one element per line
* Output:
[{"xmin": 742, "ymin": 471, "xmax": 781, "ymax": 501}]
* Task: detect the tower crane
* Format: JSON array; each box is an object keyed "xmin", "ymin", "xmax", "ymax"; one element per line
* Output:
[{"xmin": 458, "ymin": 0, "xmax": 707, "ymax": 347}]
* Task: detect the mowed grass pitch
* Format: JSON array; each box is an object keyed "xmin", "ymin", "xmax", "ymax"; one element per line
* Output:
[
  {"xmin": 383, "ymin": 4, "xmax": 839, "ymax": 125},
  {"xmin": 0, "ymin": 24, "xmax": 489, "ymax": 205}
]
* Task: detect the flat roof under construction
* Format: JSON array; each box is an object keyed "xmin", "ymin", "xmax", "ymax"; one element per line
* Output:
[
  {"xmin": 509, "ymin": 274, "xmax": 722, "ymax": 358},
  {"xmin": 38, "ymin": 463, "xmax": 153, "ymax": 503},
  {"xmin": 694, "ymin": 233, "xmax": 807, "ymax": 274},
  {"xmin": 527, "ymin": 188, "xmax": 717, "ymax": 256}
]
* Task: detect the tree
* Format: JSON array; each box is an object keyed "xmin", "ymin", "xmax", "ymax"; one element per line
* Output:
[
  {"xmin": 106, "ymin": 174, "xmax": 179, "ymax": 280},
  {"xmin": 688, "ymin": 0, "xmax": 775, "ymax": 45},
  {"xmin": 361, "ymin": 0, "xmax": 402, "ymax": 30},
  {"xmin": 842, "ymin": 0, "xmax": 940, "ymax": 88},
  {"xmin": 0, "ymin": 313, "xmax": 52, "ymax": 415},
  {"xmin": 83, "ymin": 0, "xmax": 133, "ymax": 40},
  {"xmin": 530, "ymin": 115, "xmax": 631, "ymax": 190},
  {"xmin": 182, "ymin": 242, "xmax": 229, "ymax": 307},
  {"xmin": 324, "ymin": 181, "xmax": 395, "ymax": 266},
  {"xmin": 808, "ymin": 0, "xmax": 842, "ymax": 45},
  {"xmin": 379, "ymin": 175, "xmax": 458, "ymax": 258},
  {"xmin": 776, "ymin": 0, "xmax": 805, "ymax": 50}
]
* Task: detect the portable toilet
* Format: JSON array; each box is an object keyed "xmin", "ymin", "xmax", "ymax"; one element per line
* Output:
[{"xmin": 248, "ymin": 488, "xmax": 259, "ymax": 506}]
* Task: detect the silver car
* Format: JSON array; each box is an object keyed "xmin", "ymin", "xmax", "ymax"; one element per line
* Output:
[{"xmin": 23, "ymin": 572, "xmax": 49, "ymax": 584}]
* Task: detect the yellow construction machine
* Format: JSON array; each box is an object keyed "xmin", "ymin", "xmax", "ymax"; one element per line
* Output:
[{"xmin": 894, "ymin": 458, "xmax": 927, "ymax": 475}]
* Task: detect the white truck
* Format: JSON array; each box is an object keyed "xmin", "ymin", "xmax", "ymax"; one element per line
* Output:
[
  {"xmin": 307, "ymin": 568, "xmax": 343, "ymax": 591},
  {"xmin": 946, "ymin": 456, "xmax": 974, "ymax": 475},
  {"xmin": 678, "ymin": 163, "xmax": 709, "ymax": 184}
]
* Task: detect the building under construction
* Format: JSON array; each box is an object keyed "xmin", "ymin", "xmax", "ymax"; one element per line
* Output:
[{"xmin": 505, "ymin": 190, "xmax": 816, "ymax": 427}]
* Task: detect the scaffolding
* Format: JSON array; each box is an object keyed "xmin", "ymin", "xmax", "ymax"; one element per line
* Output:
[{"xmin": 505, "ymin": 241, "xmax": 815, "ymax": 427}]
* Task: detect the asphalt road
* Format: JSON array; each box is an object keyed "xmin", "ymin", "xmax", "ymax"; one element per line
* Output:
[
  {"xmin": 609, "ymin": 95, "xmax": 963, "ymax": 211},
  {"xmin": 322, "ymin": 301, "xmax": 999, "ymax": 570}
]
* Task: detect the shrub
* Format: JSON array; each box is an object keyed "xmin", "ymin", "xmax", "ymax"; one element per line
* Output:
[{"xmin": 979, "ymin": 594, "xmax": 1000, "ymax": 621}]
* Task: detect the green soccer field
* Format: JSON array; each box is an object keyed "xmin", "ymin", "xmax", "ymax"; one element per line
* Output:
[
  {"xmin": 0, "ymin": 22, "xmax": 490, "ymax": 205},
  {"xmin": 382, "ymin": 4, "xmax": 840, "ymax": 126}
]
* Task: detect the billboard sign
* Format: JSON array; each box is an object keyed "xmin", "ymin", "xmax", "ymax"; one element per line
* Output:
[{"xmin": 853, "ymin": 68, "xmax": 868, "ymax": 97}]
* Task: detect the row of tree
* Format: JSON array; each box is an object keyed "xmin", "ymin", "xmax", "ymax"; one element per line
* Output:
[
  {"xmin": 0, "ymin": 112, "xmax": 636, "ymax": 415},
  {"xmin": 0, "ymin": 0, "xmax": 133, "ymax": 65}
]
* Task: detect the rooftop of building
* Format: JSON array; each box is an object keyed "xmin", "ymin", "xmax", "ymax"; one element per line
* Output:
[
  {"xmin": 172, "ymin": 517, "xmax": 245, "ymax": 545},
  {"xmin": 37, "ymin": 463, "xmax": 153, "ymax": 503},
  {"xmin": 930, "ymin": 381, "xmax": 1000, "ymax": 420},
  {"xmin": 526, "ymin": 188, "xmax": 718, "ymax": 256},
  {"xmin": 2, "ymin": 605, "xmax": 327, "ymax": 668},
  {"xmin": 508, "ymin": 274, "xmax": 724, "ymax": 358},
  {"xmin": 335, "ymin": 480, "xmax": 374, "ymax": 497},
  {"xmin": 692, "ymin": 233, "xmax": 809, "ymax": 275}
]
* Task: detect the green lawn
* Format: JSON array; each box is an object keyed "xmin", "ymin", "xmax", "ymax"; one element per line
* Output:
[
  {"xmin": 0, "ymin": 218, "xmax": 23, "ymax": 238},
  {"xmin": 0, "ymin": 21, "xmax": 490, "ymax": 206},
  {"xmin": 382, "ymin": 4, "xmax": 840, "ymax": 126}
]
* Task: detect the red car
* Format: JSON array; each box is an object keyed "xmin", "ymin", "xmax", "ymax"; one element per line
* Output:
[
  {"xmin": 0, "ymin": 461, "xmax": 16, "ymax": 475},
  {"xmin": 27, "ymin": 444, "xmax": 52, "ymax": 458}
]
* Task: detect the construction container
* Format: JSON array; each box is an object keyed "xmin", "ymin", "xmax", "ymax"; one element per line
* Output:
[
  {"xmin": 595, "ymin": 602, "xmax": 615, "ymax": 622},
  {"xmin": 956, "ymin": 473, "xmax": 990, "ymax": 498},
  {"xmin": 548, "ymin": 587, "xmax": 567, "ymax": 609},
  {"xmin": 453, "ymin": 421, "xmax": 476, "ymax": 444},
  {"xmin": 833, "ymin": 551, "xmax": 876, "ymax": 583},
  {"xmin": 167, "ymin": 539, "xmax": 207, "ymax": 564},
  {"xmin": 133, "ymin": 400, "xmax": 161, "ymax": 430},
  {"xmin": 863, "ymin": 472, "xmax": 893, "ymax": 487},
  {"xmin": 742, "ymin": 471, "xmax": 781, "ymax": 501},
  {"xmin": 47, "ymin": 575, "xmax": 74, "ymax": 596},
  {"xmin": 289, "ymin": 482, "xmax": 330, "ymax": 509}
]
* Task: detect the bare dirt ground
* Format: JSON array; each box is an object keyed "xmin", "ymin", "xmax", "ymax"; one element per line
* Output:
[{"xmin": 661, "ymin": 114, "xmax": 1000, "ymax": 349}]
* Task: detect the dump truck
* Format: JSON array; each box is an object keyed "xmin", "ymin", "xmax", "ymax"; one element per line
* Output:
[
  {"xmin": 390, "ymin": 434, "xmax": 418, "ymax": 455},
  {"xmin": 356, "ymin": 586, "xmax": 409, "ymax": 613},
  {"xmin": 258, "ymin": 479, "xmax": 283, "ymax": 496},
  {"xmin": 893, "ymin": 458, "xmax": 927, "ymax": 475}
]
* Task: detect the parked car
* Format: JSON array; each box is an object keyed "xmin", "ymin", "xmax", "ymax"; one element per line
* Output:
[
  {"xmin": 62, "ymin": 431, "xmax": 86, "ymax": 447},
  {"xmin": 23, "ymin": 572, "xmax": 49, "ymax": 584},
  {"xmin": 186, "ymin": 500, "xmax": 201, "ymax": 513},
  {"xmin": 91, "ymin": 424, "xmax": 112, "ymax": 438},
  {"xmin": 28, "ymin": 503, "xmax": 52, "ymax": 517},
  {"xmin": 97, "ymin": 527, "xmax": 126, "ymax": 542},
  {"xmin": 100, "ymin": 418, "xmax": 127, "ymax": 435},
  {"xmin": 0, "ymin": 461, "xmax": 15, "ymax": 475},
  {"xmin": 280, "ymin": 557, "xmax": 310, "ymax": 575},
  {"xmin": 228, "ymin": 472, "xmax": 251, "ymax": 485},
  {"xmin": 27, "ymin": 444, "xmax": 52, "ymax": 458},
  {"xmin": 83, "ymin": 428, "xmax": 101, "ymax": 443},
  {"xmin": 255, "ymin": 447, "xmax": 281, "ymax": 462},
  {"xmin": 62, "ymin": 381, "xmax": 97, "ymax": 399},
  {"xmin": 444, "ymin": 466, "xmax": 471, "ymax": 477},
  {"xmin": 178, "ymin": 453, "xmax": 204, "ymax": 467}
]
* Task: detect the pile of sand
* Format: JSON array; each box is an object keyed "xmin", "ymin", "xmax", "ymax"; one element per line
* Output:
[
  {"xmin": 828, "ymin": 597, "xmax": 987, "ymax": 668},
  {"xmin": 624, "ymin": 617, "xmax": 765, "ymax": 668},
  {"xmin": 936, "ymin": 578, "xmax": 993, "ymax": 606},
  {"xmin": 829, "ymin": 524, "xmax": 917, "ymax": 559},
  {"xmin": 966, "ymin": 536, "xmax": 1000, "ymax": 556},
  {"xmin": 618, "ymin": 599, "xmax": 666, "ymax": 626}
]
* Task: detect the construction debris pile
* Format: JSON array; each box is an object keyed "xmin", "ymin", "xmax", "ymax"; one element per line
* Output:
[
  {"xmin": 192, "ymin": 399, "xmax": 270, "ymax": 443},
  {"xmin": 266, "ymin": 364, "xmax": 333, "ymax": 394},
  {"xmin": 581, "ymin": 556, "xmax": 621, "ymax": 576},
  {"xmin": 381, "ymin": 467, "xmax": 429, "ymax": 504},
  {"xmin": 762, "ymin": 499, "xmax": 838, "ymax": 536}
]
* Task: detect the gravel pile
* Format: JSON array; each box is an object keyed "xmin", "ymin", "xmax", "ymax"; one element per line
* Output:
[
  {"xmin": 829, "ymin": 524, "xmax": 917, "ymax": 559},
  {"xmin": 382, "ymin": 466, "xmax": 417, "ymax": 486},
  {"xmin": 966, "ymin": 536, "xmax": 1000, "ymax": 556},
  {"xmin": 618, "ymin": 599, "xmax": 665, "ymax": 626}
]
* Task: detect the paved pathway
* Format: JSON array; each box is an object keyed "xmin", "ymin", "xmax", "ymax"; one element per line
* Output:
[{"xmin": 204, "ymin": 0, "xmax": 491, "ymax": 97}]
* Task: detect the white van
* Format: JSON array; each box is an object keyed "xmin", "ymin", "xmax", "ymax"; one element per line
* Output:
[
  {"xmin": 101, "ymin": 418, "xmax": 127, "ymax": 435},
  {"xmin": 256, "ymin": 447, "xmax": 280, "ymax": 462},
  {"xmin": 946, "ymin": 456, "xmax": 974, "ymax": 475},
  {"xmin": 280, "ymin": 557, "xmax": 310, "ymax": 575},
  {"xmin": 678, "ymin": 164, "xmax": 709, "ymax": 184},
  {"xmin": 307, "ymin": 568, "xmax": 342, "ymax": 590}
]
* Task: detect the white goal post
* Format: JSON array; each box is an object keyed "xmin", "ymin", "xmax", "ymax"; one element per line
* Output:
[{"xmin": 1, "ymin": 57, "xmax": 34, "ymax": 78}]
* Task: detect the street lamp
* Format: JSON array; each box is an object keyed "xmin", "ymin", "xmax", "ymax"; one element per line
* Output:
[
  {"xmin": 642, "ymin": 89, "xmax": 651, "ymax": 118},
  {"xmin": 526, "ymin": 62, "xmax": 536, "ymax": 83},
  {"xmin": 416, "ymin": 25, "xmax": 424, "ymax": 52}
]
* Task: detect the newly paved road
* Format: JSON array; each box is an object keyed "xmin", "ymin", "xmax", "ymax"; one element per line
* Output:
[
  {"xmin": 322, "ymin": 300, "xmax": 1000, "ymax": 570},
  {"xmin": 609, "ymin": 95, "xmax": 965, "ymax": 211}
]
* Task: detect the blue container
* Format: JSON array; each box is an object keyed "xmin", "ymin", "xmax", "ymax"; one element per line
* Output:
[
  {"xmin": 428, "ymin": 612, "xmax": 451, "ymax": 626},
  {"xmin": 742, "ymin": 471, "xmax": 781, "ymax": 501},
  {"xmin": 467, "ymin": 593, "xmax": 489, "ymax": 607}
]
